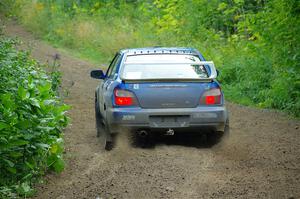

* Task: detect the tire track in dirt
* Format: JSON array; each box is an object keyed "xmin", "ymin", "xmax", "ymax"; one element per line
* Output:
[{"xmin": 2, "ymin": 19, "xmax": 300, "ymax": 199}]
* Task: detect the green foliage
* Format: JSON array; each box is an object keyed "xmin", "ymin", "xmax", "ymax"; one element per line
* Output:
[
  {"xmin": 1, "ymin": 0, "xmax": 299, "ymax": 116},
  {"xmin": 0, "ymin": 36, "xmax": 69, "ymax": 198}
]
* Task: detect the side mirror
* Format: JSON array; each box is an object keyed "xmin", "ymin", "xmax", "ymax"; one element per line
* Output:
[{"xmin": 90, "ymin": 70, "xmax": 105, "ymax": 79}]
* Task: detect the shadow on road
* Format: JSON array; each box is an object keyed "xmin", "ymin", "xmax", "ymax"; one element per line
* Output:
[{"xmin": 131, "ymin": 130, "xmax": 225, "ymax": 149}]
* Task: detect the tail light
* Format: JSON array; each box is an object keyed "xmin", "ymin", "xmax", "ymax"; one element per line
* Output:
[
  {"xmin": 114, "ymin": 89, "xmax": 137, "ymax": 106},
  {"xmin": 200, "ymin": 88, "xmax": 222, "ymax": 105}
]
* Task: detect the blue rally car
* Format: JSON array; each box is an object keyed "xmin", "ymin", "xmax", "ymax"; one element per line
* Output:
[{"xmin": 90, "ymin": 47, "xmax": 229, "ymax": 150}]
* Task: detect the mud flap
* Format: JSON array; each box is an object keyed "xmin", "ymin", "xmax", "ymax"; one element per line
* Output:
[{"xmin": 102, "ymin": 122, "xmax": 115, "ymax": 151}]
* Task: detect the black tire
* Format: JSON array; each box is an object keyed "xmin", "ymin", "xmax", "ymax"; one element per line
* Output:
[
  {"xmin": 96, "ymin": 119, "xmax": 114, "ymax": 151},
  {"xmin": 103, "ymin": 122, "xmax": 114, "ymax": 151}
]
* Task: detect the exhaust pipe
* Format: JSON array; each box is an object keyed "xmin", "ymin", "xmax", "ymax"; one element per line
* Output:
[{"xmin": 137, "ymin": 130, "xmax": 148, "ymax": 137}]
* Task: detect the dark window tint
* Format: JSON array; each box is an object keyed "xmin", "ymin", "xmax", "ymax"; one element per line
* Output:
[{"xmin": 106, "ymin": 53, "xmax": 121, "ymax": 78}]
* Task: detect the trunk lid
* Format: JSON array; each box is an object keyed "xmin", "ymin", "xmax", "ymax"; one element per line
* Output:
[{"xmin": 126, "ymin": 82, "xmax": 209, "ymax": 108}]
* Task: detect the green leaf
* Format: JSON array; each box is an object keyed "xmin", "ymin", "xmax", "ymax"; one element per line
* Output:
[
  {"xmin": 0, "ymin": 93, "xmax": 15, "ymax": 110},
  {"xmin": 17, "ymin": 120, "xmax": 32, "ymax": 129},
  {"xmin": 0, "ymin": 121, "xmax": 9, "ymax": 130},
  {"xmin": 233, "ymin": 0, "xmax": 244, "ymax": 5},
  {"xmin": 29, "ymin": 98, "xmax": 40, "ymax": 108},
  {"xmin": 25, "ymin": 161, "xmax": 34, "ymax": 170},
  {"xmin": 36, "ymin": 143, "xmax": 50, "ymax": 150},
  {"xmin": 21, "ymin": 173, "xmax": 33, "ymax": 181},
  {"xmin": 0, "ymin": 137, "xmax": 8, "ymax": 143},
  {"xmin": 3, "ymin": 159, "xmax": 14, "ymax": 167},
  {"xmin": 50, "ymin": 144, "xmax": 58, "ymax": 154},
  {"xmin": 6, "ymin": 167, "xmax": 17, "ymax": 174},
  {"xmin": 43, "ymin": 99, "xmax": 56, "ymax": 105},
  {"xmin": 217, "ymin": 2, "xmax": 227, "ymax": 11},
  {"xmin": 10, "ymin": 140, "xmax": 29, "ymax": 146},
  {"xmin": 9, "ymin": 151, "xmax": 23, "ymax": 158},
  {"xmin": 38, "ymin": 82, "xmax": 52, "ymax": 96},
  {"xmin": 18, "ymin": 86, "xmax": 30, "ymax": 100}
]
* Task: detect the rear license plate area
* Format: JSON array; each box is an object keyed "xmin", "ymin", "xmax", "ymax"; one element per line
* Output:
[{"xmin": 149, "ymin": 115, "xmax": 190, "ymax": 128}]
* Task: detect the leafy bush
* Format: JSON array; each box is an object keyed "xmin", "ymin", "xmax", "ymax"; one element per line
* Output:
[{"xmin": 0, "ymin": 36, "xmax": 69, "ymax": 198}]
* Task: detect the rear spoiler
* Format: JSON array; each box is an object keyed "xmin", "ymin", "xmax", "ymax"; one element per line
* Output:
[{"xmin": 121, "ymin": 61, "xmax": 218, "ymax": 82}]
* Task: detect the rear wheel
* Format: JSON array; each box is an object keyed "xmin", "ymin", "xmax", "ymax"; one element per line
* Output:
[
  {"xmin": 96, "ymin": 119, "xmax": 114, "ymax": 151},
  {"xmin": 101, "ymin": 122, "xmax": 114, "ymax": 151}
]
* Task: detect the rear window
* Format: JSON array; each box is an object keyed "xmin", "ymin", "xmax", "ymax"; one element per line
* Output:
[{"xmin": 122, "ymin": 54, "xmax": 208, "ymax": 80}]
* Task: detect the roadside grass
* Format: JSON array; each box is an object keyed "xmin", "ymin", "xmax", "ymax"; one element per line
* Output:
[{"xmin": 0, "ymin": 35, "xmax": 69, "ymax": 198}]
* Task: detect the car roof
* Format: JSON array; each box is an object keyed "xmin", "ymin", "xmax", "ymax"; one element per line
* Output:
[{"xmin": 120, "ymin": 47, "xmax": 200, "ymax": 56}]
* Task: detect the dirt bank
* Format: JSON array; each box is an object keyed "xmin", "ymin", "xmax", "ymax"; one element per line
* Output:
[{"xmin": 2, "ymin": 19, "xmax": 300, "ymax": 199}]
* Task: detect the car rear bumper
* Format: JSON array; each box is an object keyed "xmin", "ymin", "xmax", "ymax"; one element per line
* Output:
[{"xmin": 106, "ymin": 106, "xmax": 228, "ymax": 133}]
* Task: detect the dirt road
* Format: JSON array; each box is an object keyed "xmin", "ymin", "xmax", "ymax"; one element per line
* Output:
[{"xmin": 2, "ymin": 19, "xmax": 300, "ymax": 199}]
